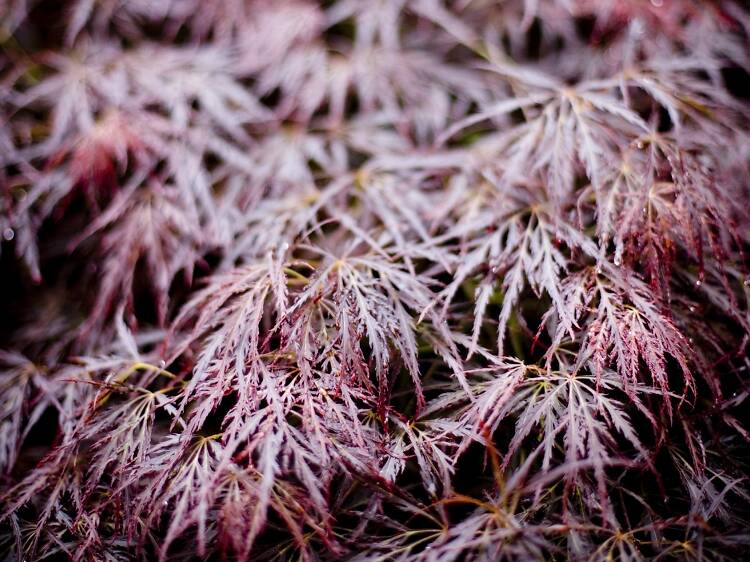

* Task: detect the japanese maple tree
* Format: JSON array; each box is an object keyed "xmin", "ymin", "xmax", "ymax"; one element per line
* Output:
[{"xmin": 1, "ymin": 1, "xmax": 750, "ymax": 560}]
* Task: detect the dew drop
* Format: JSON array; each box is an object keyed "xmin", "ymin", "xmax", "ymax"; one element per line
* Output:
[
  {"xmin": 688, "ymin": 306, "xmax": 696, "ymax": 313},
  {"xmin": 159, "ymin": 359, "xmax": 167, "ymax": 369},
  {"xmin": 595, "ymin": 265, "xmax": 603, "ymax": 275},
  {"xmin": 636, "ymin": 141, "xmax": 645, "ymax": 149},
  {"xmin": 695, "ymin": 279, "xmax": 702, "ymax": 287},
  {"xmin": 613, "ymin": 257, "xmax": 621, "ymax": 266},
  {"xmin": 2, "ymin": 228, "xmax": 14, "ymax": 241}
]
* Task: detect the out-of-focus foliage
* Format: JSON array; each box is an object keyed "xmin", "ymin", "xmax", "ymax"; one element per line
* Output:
[{"xmin": 1, "ymin": 0, "xmax": 750, "ymax": 560}]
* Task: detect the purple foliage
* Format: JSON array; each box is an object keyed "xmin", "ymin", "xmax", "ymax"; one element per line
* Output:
[{"xmin": 1, "ymin": 1, "xmax": 750, "ymax": 560}]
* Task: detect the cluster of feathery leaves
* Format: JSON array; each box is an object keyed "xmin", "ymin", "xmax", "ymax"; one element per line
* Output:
[{"xmin": 1, "ymin": 0, "xmax": 750, "ymax": 560}]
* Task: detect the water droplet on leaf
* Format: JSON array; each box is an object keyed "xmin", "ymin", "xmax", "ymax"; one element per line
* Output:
[{"xmin": 2, "ymin": 228, "xmax": 14, "ymax": 241}]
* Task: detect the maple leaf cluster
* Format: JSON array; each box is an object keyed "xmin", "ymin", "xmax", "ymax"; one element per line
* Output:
[{"xmin": 1, "ymin": 1, "xmax": 750, "ymax": 560}]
